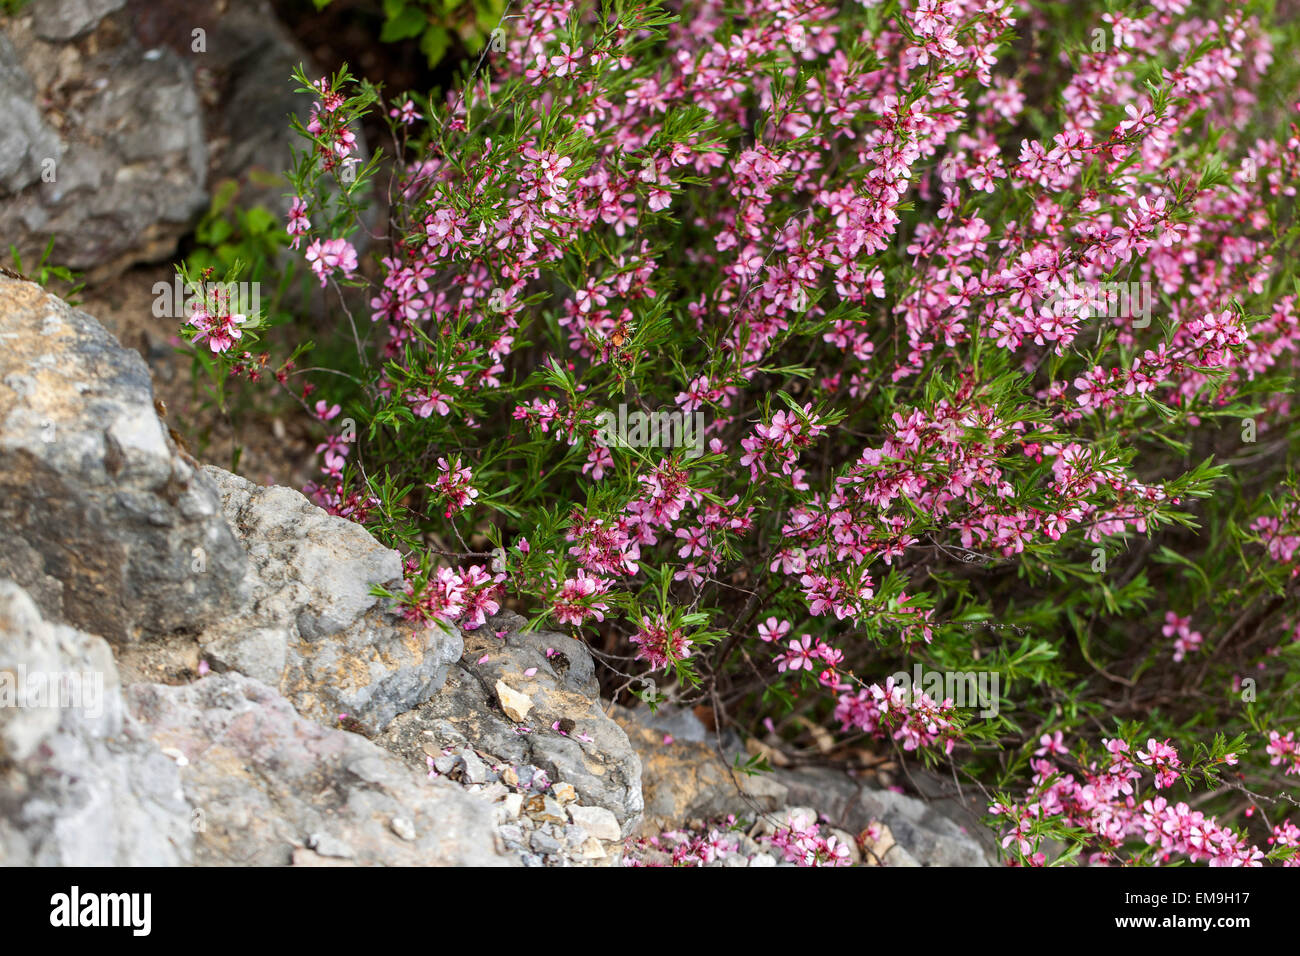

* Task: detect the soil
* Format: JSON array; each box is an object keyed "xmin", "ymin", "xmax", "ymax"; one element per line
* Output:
[{"xmin": 75, "ymin": 263, "xmax": 316, "ymax": 490}]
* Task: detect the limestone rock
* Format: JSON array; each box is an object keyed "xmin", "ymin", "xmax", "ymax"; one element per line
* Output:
[
  {"xmin": 495, "ymin": 680, "xmax": 533, "ymax": 723},
  {"xmin": 0, "ymin": 275, "xmax": 248, "ymax": 644},
  {"xmin": 613, "ymin": 705, "xmax": 788, "ymax": 827},
  {"xmin": 616, "ymin": 707, "xmax": 994, "ymax": 866},
  {"xmin": 198, "ymin": 466, "xmax": 462, "ymax": 735},
  {"xmin": 0, "ymin": 581, "xmax": 194, "ymax": 866},
  {"xmin": 30, "ymin": 0, "xmax": 125, "ymax": 41},
  {"xmin": 0, "ymin": 12, "xmax": 207, "ymax": 276},
  {"xmin": 125, "ymin": 673, "xmax": 516, "ymax": 866},
  {"xmin": 376, "ymin": 611, "xmax": 644, "ymax": 835},
  {"xmin": 770, "ymin": 766, "xmax": 991, "ymax": 866}
]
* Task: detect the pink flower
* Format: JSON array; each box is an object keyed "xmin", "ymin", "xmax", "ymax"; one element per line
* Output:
[
  {"xmin": 630, "ymin": 613, "xmax": 693, "ymax": 670},
  {"xmin": 389, "ymin": 99, "xmax": 422, "ymax": 125},
  {"xmin": 286, "ymin": 196, "xmax": 311, "ymax": 250},
  {"xmin": 426, "ymin": 456, "xmax": 479, "ymax": 517},
  {"xmin": 304, "ymin": 237, "xmax": 359, "ymax": 287},
  {"xmin": 188, "ymin": 306, "xmax": 246, "ymax": 354},
  {"xmin": 548, "ymin": 44, "xmax": 584, "ymax": 77}
]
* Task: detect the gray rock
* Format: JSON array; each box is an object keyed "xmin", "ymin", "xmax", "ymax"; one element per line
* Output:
[
  {"xmin": 0, "ymin": 533, "xmax": 65, "ymax": 623},
  {"xmin": 568, "ymin": 805, "xmax": 621, "ymax": 842},
  {"xmin": 189, "ymin": 0, "xmax": 324, "ymax": 220},
  {"xmin": 615, "ymin": 706, "xmax": 994, "ymax": 865},
  {"xmin": 125, "ymin": 673, "xmax": 517, "ymax": 866},
  {"xmin": 0, "ymin": 581, "xmax": 194, "ymax": 866},
  {"xmin": 0, "ymin": 35, "xmax": 63, "ymax": 196},
  {"xmin": 308, "ymin": 832, "xmax": 354, "ymax": 860},
  {"xmin": 775, "ymin": 766, "xmax": 992, "ymax": 866},
  {"xmin": 207, "ymin": 469, "xmax": 403, "ymax": 640},
  {"xmin": 196, "ymin": 466, "xmax": 462, "ymax": 734},
  {"xmin": 613, "ymin": 704, "xmax": 787, "ymax": 827},
  {"xmin": 0, "ymin": 276, "xmax": 248, "ymax": 644},
  {"xmin": 535, "ymin": 796, "xmax": 567, "ymax": 825},
  {"xmin": 203, "ymin": 626, "xmax": 287, "ymax": 687},
  {"xmin": 0, "ymin": 16, "xmax": 207, "ymax": 276},
  {"xmin": 530, "ymin": 830, "xmax": 562, "ymax": 855},
  {"xmin": 2, "ymin": 0, "xmax": 367, "ymax": 279},
  {"xmin": 432, "ymin": 754, "xmax": 457, "ymax": 775},
  {"xmin": 458, "ymin": 751, "xmax": 488, "ymax": 785},
  {"xmin": 630, "ymin": 704, "xmax": 712, "ymax": 744},
  {"xmin": 31, "ymin": 0, "xmax": 126, "ymax": 41},
  {"xmin": 0, "ymin": 583, "xmax": 66, "ymax": 760},
  {"xmin": 502, "ymin": 792, "xmax": 523, "ymax": 818},
  {"xmin": 376, "ymin": 611, "xmax": 644, "ymax": 835}
]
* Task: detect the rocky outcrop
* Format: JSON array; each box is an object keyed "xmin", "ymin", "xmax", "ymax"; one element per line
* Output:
[
  {"xmin": 376, "ymin": 611, "xmax": 645, "ymax": 836},
  {"xmin": 0, "ymin": 275, "xmax": 247, "ymax": 644},
  {"xmin": 197, "ymin": 466, "xmax": 463, "ymax": 735},
  {"xmin": 0, "ymin": 581, "xmax": 195, "ymax": 865},
  {"xmin": 0, "ymin": 277, "xmax": 515, "ymax": 866},
  {"xmin": 30, "ymin": 0, "xmax": 125, "ymax": 41},
  {"xmin": 0, "ymin": 274, "xmax": 452, "ymax": 729},
  {"xmin": 614, "ymin": 705, "xmax": 787, "ymax": 826},
  {"xmin": 0, "ymin": 34, "xmax": 63, "ymax": 197},
  {"xmin": 146, "ymin": 0, "xmax": 319, "ymax": 219},
  {"xmin": 126, "ymin": 673, "xmax": 511, "ymax": 866},
  {"xmin": 0, "ymin": 0, "xmax": 321, "ymax": 278},
  {"xmin": 0, "ymin": 8, "xmax": 207, "ymax": 277},
  {"xmin": 0, "ymin": 580, "xmax": 514, "ymax": 866},
  {"xmin": 774, "ymin": 766, "xmax": 991, "ymax": 866}
]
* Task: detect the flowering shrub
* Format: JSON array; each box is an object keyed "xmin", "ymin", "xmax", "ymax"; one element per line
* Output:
[{"xmin": 192, "ymin": 0, "xmax": 1300, "ymax": 865}]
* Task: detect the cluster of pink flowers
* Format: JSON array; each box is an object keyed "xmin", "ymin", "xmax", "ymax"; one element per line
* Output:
[
  {"xmin": 304, "ymin": 237, "xmax": 359, "ymax": 287},
  {"xmin": 1161, "ymin": 612, "xmax": 1204, "ymax": 663},
  {"xmin": 993, "ymin": 735, "xmax": 1275, "ymax": 866},
  {"xmin": 772, "ymin": 632, "xmax": 843, "ymax": 688},
  {"xmin": 1252, "ymin": 503, "xmax": 1300, "ymax": 577},
  {"xmin": 630, "ymin": 614, "xmax": 694, "ymax": 670},
  {"xmin": 834, "ymin": 676, "xmax": 961, "ymax": 754},
  {"xmin": 426, "ymin": 456, "xmax": 478, "ymax": 518},
  {"xmin": 550, "ymin": 570, "xmax": 612, "ymax": 626},
  {"xmin": 739, "ymin": 404, "xmax": 828, "ymax": 487},
  {"xmin": 1265, "ymin": 731, "xmax": 1300, "ymax": 776},
  {"xmin": 187, "ymin": 288, "xmax": 247, "ymax": 354},
  {"xmin": 286, "ymin": 197, "xmax": 310, "ymax": 250},
  {"xmin": 188, "ymin": 306, "xmax": 246, "ymax": 354},
  {"xmin": 400, "ymin": 559, "xmax": 503, "ymax": 630},
  {"xmin": 305, "ymin": 75, "xmax": 360, "ymax": 175},
  {"xmin": 766, "ymin": 809, "xmax": 853, "ymax": 867}
]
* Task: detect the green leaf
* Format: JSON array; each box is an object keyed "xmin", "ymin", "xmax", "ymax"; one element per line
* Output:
[
  {"xmin": 203, "ymin": 219, "xmax": 234, "ymax": 246},
  {"xmin": 419, "ymin": 25, "xmax": 450, "ymax": 65},
  {"xmin": 381, "ymin": 5, "xmax": 428, "ymax": 42},
  {"xmin": 242, "ymin": 206, "xmax": 278, "ymax": 235}
]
